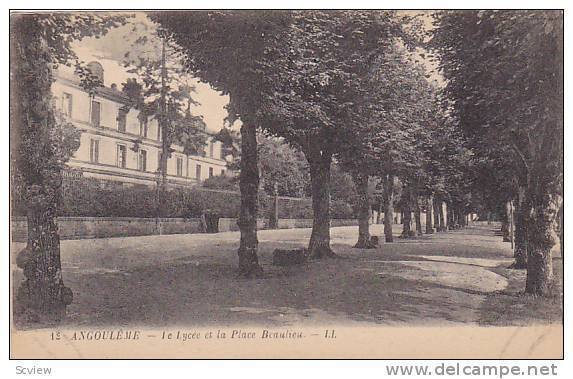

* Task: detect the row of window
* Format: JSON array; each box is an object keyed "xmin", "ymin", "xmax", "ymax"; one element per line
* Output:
[
  {"xmin": 89, "ymin": 139, "xmax": 221, "ymax": 180},
  {"xmin": 63, "ymin": 92, "xmax": 164, "ymax": 141},
  {"xmin": 63, "ymin": 92, "xmax": 220, "ymax": 159}
]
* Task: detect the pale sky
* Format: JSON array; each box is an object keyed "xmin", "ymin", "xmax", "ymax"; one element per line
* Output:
[
  {"xmin": 70, "ymin": 13, "xmax": 237, "ymax": 133},
  {"xmin": 68, "ymin": 11, "xmax": 439, "ymax": 133}
]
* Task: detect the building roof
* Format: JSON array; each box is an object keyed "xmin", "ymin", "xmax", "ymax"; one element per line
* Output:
[{"xmin": 54, "ymin": 69, "xmax": 222, "ymax": 140}]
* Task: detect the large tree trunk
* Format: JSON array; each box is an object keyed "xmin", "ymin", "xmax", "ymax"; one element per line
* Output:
[
  {"xmin": 426, "ymin": 195, "xmax": 434, "ymax": 234},
  {"xmin": 433, "ymin": 198, "xmax": 441, "ymax": 231},
  {"xmin": 400, "ymin": 184, "xmax": 412, "ymax": 238},
  {"xmin": 413, "ymin": 193, "xmax": 423, "ymax": 236},
  {"xmin": 449, "ymin": 205, "xmax": 456, "ymax": 229},
  {"xmin": 437, "ymin": 201, "xmax": 446, "ymax": 232},
  {"xmin": 459, "ymin": 205, "xmax": 467, "ymax": 228},
  {"xmin": 16, "ymin": 194, "xmax": 73, "ymax": 324},
  {"xmin": 446, "ymin": 203, "xmax": 454, "ymax": 230},
  {"xmin": 401, "ymin": 208, "xmax": 412, "ymax": 237},
  {"xmin": 524, "ymin": 193, "xmax": 561, "ymax": 296},
  {"xmin": 353, "ymin": 173, "xmax": 375, "ymax": 248},
  {"xmin": 13, "ymin": 25, "xmax": 72, "ymax": 324},
  {"xmin": 237, "ymin": 123, "xmax": 263, "ymax": 277},
  {"xmin": 559, "ymin": 201, "xmax": 563, "ymax": 260},
  {"xmin": 382, "ymin": 174, "xmax": 394, "ymax": 243},
  {"xmin": 307, "ymin": 146, "xmax": 335, "ymax": 259}
]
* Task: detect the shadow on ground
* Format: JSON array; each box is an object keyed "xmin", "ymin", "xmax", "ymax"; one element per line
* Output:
[{"xmin": 11, "ymin": 224, "xmax": 562, "ymax": 328}]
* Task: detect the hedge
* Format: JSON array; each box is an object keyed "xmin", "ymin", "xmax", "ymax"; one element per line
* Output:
[{"xmin": 12, "ymin": 177, "xmax": 357, "ymax": 219}]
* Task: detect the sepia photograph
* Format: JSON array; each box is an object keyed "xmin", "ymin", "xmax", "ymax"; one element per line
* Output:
[{"xmin": 8, "ymin": 8, "xmax": 564, "ymax": 360}]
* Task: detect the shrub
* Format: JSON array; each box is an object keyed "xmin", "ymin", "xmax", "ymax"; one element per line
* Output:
[
  {"xmin": 330, "ymin": 199, "xmax": 357, "ymax": 219},
  {"xmin": 12, "ymin": 176, "xmax": 356, "ymax": 219},
  {"xmin": 202, "ymin": 174, "xmax": 238, "ymax": 191}
]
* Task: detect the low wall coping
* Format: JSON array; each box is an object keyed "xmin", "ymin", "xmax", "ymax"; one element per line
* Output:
[
  {"xmin": 11, "ymin": 216, "xmax": 201, "ymax": 222},
  {"xmin": 11, "ymin": 216, "xmax": 358, "ymax": 223}
]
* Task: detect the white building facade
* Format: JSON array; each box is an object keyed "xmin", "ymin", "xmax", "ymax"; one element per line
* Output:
[{"xmin": 52, "ymin": 64, "xmax": 228, "ymax": 187}]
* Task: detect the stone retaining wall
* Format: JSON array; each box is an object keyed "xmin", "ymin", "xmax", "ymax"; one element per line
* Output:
[
  {"xmin": 11, "ymin": 216, "xmax": 359, "ymax": 242},
  {"xmin": 10, "ymin": 217, "xmax": 204, "ymax": 242}
]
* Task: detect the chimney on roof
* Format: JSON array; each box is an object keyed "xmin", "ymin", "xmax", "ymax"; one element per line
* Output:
[{"xmin": 87, "ymin": 61, "xmax": 104, "ymax": 83}]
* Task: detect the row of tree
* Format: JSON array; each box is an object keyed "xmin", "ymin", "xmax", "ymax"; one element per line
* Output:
[
  {"xmin": 150, "ymin": 11, "xmax": 483, "ymax": 274},
  {"xmin": 154, "ymin": 10, "xmax": 563, "ymax": 295},
  {"xmin": 11, "ymin": 10, "xmax": 562, "ymax": 323},
  {"xmin": 431, "ymin": 10, "xmax": 563, "ymax": 296}
]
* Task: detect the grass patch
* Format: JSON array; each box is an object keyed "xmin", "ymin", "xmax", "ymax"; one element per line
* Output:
[{"xmin": 478, "ymin": 257, "xmax": 563, "ymax": 326}]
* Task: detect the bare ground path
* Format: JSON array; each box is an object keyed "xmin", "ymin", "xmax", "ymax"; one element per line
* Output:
[{"xmin": 11, "ymin": 223, "xmax": 561, "ymax": 328}]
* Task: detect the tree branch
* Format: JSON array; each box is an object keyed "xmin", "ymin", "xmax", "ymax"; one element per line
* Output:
[{"xmin": 510, "ymin": 140, "xmax": 530, "ymax": 176}]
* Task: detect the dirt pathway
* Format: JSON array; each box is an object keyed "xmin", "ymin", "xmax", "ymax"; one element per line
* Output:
[{"xmin": 12, "ymin": 223, "xmax": 517, "ymax": 327}]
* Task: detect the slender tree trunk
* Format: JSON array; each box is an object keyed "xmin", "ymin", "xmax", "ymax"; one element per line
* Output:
[
  {"xmin": 512, "ymin": 203, "xmax": 528, "ymax": 269},
  {"xmin": 307, "ymin": 146, "xmax": 335, "ymax": 258},
  {"xmin": 268, "ymin": 181, "xmax": 279, "ymax": 229},
  {"xmin": 382, "ymin": 174, "xmax": 394, "ymax": 243},
  {"xmin": 413, "ymin": 193, "xmax": 423, "ymax": 236},
  {"xmin": 509, "ymin": 186, "xmax": 527, "ymax": 269},
  {"xmin": 376, "ymin": 201, "xmax": 382, "ymax": 224},
  {"xmin": 155, "ymin": 176, "xmax": 161, "ymax": 234},
  {"xmin": 508, "ymin": 202, "xmax": 514, "ymax": 247},
  {"xmin": 156, "ymin": 39, "xmax": 169, "ymax": 234},
  {"xmin": 157, "ymin": 133, "xmax": 169, "ymax": 233},
  {"xmin": 444, "ymin": 202, "xmax": 449, "ymax": 229},
  {"xmin": 501, "ymin": 201, "xmax": 511, "ymax": 242},
  {"xmin": 353, "ymin": 173, "xmax": 375, "ymax": 248},
  {"xmin": 237, "ymin": 123, "xmax": 263, "ymax": 277},
  {"xmin": 426, "ymin": 195, "xmax": 434, "ymax": 234}
]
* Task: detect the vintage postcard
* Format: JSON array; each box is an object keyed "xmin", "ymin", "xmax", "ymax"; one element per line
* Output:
[{"xmin": 9, "ymin": 9, "xmax": 563, "ymax": 359}]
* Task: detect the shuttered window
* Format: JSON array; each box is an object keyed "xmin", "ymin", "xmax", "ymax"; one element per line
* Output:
[
  {"xmin": 117, "ymin": 108, "xmax": 127, "ymax": 132},
  {"xmin": 196, "ymin": 164, "xmax": 202, "ymax": 180},
  {"xmin": 62, "ymin": 93, "xmax": 73, "ymax": 117},
  {"xmin": 139, "ymin": 150, "xmax": 147, "ymax": 172},
  {"xmin": 91, "ymin": 100, "xmax": 101, "ymax": 127},
  {"xmin": 117, "ymin": 145, "xmax": 127, "ymax": 168},
  {"xmin": 176, "ymin": 157, "xmax": 183, "ymax": 177},
  {"xmin": 89, "ymin": 139, "xmax": 99, "ymax": 163}
]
